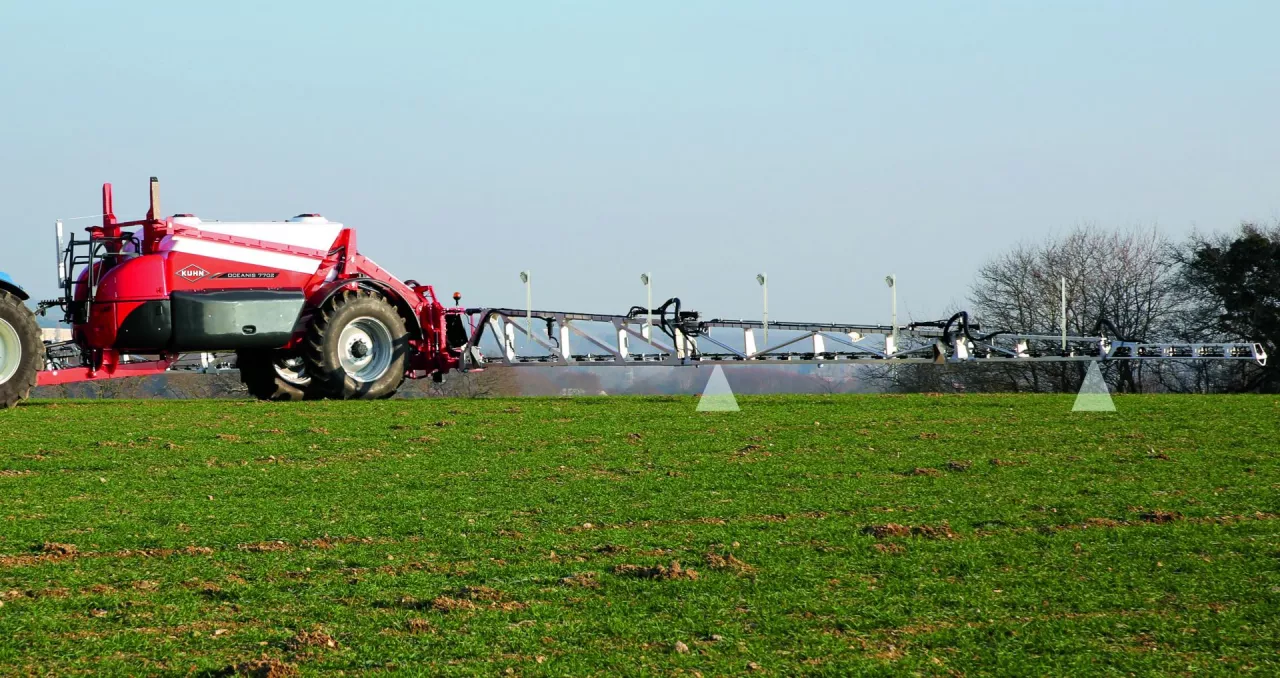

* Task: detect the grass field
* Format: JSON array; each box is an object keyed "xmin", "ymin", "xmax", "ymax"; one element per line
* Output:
[{"xmin": 0, "ymin": 394, "xmax": 1277, "ymax": 676}]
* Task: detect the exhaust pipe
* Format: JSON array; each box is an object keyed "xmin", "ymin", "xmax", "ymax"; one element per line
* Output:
[{"xmin": 147, "ymin": 176, "xmax": 160, "ymax": 221}]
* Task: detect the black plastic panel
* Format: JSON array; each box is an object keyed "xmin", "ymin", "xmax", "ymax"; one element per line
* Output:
[
  {"xmin": 170, "ymin": 290, "xmax": 305, "ymax": 351},
  {"xmin": 116, "ymin": 300, "xmax": 172, "ymax": 350},
  {"xmin": 445, "ymin": 313, "xmax": 468, "ymax": 349}
]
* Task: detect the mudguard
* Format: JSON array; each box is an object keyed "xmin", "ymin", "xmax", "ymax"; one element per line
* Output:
[
  {"xmin": 0, "ymin": 272, "xmax": 28, "ymax": 301},
  {"xmin": 309, "ymin": 277, "xmax": 424, "ymax": 341}
]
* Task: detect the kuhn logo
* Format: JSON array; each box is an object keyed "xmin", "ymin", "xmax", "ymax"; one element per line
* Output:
[{"xmin": 177, "ymin": 265, "xmax": 210, "ymax": 282}]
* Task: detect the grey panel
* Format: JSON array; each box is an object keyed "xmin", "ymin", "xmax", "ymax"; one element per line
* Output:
[{"xmin": 170, "ymin": 290, "xmax": 305, "ymax": 351}]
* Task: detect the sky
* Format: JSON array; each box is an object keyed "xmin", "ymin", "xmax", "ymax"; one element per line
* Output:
[{"xmin": 2, "ymin": 1, "xmax": 1278, "ymax": 326}]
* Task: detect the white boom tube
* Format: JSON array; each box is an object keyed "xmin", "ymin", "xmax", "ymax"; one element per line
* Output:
[
  {"xmin": 1061, "ymin": 276, "xmax": 1067, "ymax": 352},
  {"xmin": 55, "ymin": 220, "xmax": 65, "ymax": 288},
  {"xmin": 757, "ymin": 273, "xmax": 768, "ymax": 345}
]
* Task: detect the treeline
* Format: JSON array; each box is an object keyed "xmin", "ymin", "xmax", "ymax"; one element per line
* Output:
[{"xmin": 874, "ymin": 222, "xmax": 1280, "ymax": 394}]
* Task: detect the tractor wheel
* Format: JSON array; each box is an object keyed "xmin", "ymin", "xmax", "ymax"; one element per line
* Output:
[
  {"xmin": 303, "ymin": 289, "xmax": 408, "ymax": 400},
  {"xmin": 0, "ymin": 291, "xmax": 42, "ymax": 409},
  {"xmin": 236, "ymin": 349, "xmax": 314, "ymax": 401}
]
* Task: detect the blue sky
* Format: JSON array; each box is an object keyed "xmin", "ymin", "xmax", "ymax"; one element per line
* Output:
[{"xmin": 2, "ymin": 2, "xmax": 1277, "ymax": 325}]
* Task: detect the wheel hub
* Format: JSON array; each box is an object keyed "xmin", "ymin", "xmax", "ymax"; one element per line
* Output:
[
  {"xmin": 0, "ymin": 319, "xmax": 22, "ymax": 385},
  {"xmin": 273, "ymin": 355, "xmax": 311, "ymax": 386},
  {"xmin": 338, "ymin": 316, "xmax": 393, "ymax": 383}
]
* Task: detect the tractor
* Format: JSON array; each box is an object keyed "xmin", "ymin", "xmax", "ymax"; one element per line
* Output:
[{"xmin": 0, "ymin": 178, "xmax": 471, "ymax": 407}]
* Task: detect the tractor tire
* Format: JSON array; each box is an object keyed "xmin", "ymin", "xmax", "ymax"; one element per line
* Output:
[
  {"xmin": 0, "ymin": 290, "xmax": 42, "ymax": 409},
  {"xmin": 303, "ymin": 289, "xmax": 409, "ymax": 400},
  {"xmin": 236, "ymin": 349, "xmax": 315, "ymax": 401}
]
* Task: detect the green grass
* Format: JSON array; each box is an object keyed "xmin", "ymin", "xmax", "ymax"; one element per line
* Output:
[{"xmin": 0, "ymin": 394, "xmax": 1278, "ymax": 676}]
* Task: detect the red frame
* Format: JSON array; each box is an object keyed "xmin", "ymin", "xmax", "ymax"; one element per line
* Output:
[{"xmin": 39, "ymin": 180, "xmax": 463, "ymax": 386}]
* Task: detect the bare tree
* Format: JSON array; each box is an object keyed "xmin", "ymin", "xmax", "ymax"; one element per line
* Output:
[{"xmin": 966, "ymin": 225, "xmax": 1180, "ymax": 393}]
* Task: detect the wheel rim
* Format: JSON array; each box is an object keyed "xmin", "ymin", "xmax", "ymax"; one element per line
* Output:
[
  {"xmin": 0, "ymin": 319, "xmax": 22, "ymax": 385},
  {"xmin": 338, "ymin": 316, "xmax": 394, "ymax": 383},
  {"xmin": 273, "ymin": 355, "xmax": 311, "ymax": 386}
]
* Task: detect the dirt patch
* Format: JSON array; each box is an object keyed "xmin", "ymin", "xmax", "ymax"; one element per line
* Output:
[
  {"xmin": 285, "ymin": 629, "xmax": 338, "ymax": 651},
  {"xmin": 407, "ymin": 618, "xmax": 434, "ymax": 634},
  {"xmin": 872, "ymin": 543, "xmax": 907, "ymax": 554},
  {"xmin": 1138, "ymin": 510, "xmax": 1183, "ymax": 524},
  {"xmin": 911, "ymin": 523, "xmax": 958, "ymax": 539},
  {"xmin": 300, "ymin": 536, "xmax": 383, "ymax": 549},
  {"xmin": 907, "ymin": 467, "xmax": 942, "ymax": 477},
  {"xmin": 561, "ymin": 571, "xmax": 601, "ymax": 588},
  {"xmin": 613, "ymin": 561, "xmax": 699, "ymax": 581},
  {"xmin": 945, "ymin": 460, "xmax": 972, "ymax": 472},
  {"xmin": 862, "ymin": 524, "xmax": 912, "ymax": 538},
  {"xmin": 863, "ymin": 523, "xmax": 956, "ymax": 539},
  {"xmin": 458, "ymin": 585, "xmax": 505, "ymax": 602},
  {"xmin": 705, "ymin": 553, "xmax": 756, "ymax": 577},
  {"xmin": 918, "ymin": 432, "xmax": 940, "ymax": 440},
  {"xmin": 428, "ymin": 586, "xmax": 526, "ymax": 612},
  {"xmin": 113, "ymin": 546, "xmax": 214, "ymax": 559},
  {"xmin": 431, "ymin": 596, "xmax": 478, "ymax": 612},
  {"xmin": 227, "ymin": 656, "xmax": 299, "ymax": 678},
  {"xmin": 41, "ymin": 542, "xmax": 77, "ymax": 556},
  {"xmin": 1085, "ymin": 517, "xmax": 1121, "ymax": 528},
  {"xmin": 0, "ymin": 470, "xmax": 33, "ymax": 478},
  {"xmin": 239, "ymin": 541, "xmax": 291, "ymax": 553},
  {"xmin": 988, "ymin": 458, "xmax": 1017, "ymax": 467}
]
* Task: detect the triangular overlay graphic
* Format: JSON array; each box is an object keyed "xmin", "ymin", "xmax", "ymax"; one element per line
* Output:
[
  {"xmin": 1073, "ymin": 361, "xmax": 1116, "ymax": 412},
  {"xmin": 697, "ymin": 365, "xmax": 740, "ymax": 412}
]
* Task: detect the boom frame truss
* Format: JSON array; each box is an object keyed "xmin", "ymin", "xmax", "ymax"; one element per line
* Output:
[{"xmin": 459, "ymin": 307, "xmax": 1267, "ymax": 369}]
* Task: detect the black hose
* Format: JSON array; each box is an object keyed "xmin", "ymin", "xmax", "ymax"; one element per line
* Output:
[
  {"xmin": 909, "ymin": 311, "xmax": 1135, "ymax": 349},
  {"xmin": 545, "ymin": 318, "xmax": 559, "ymax": 349},
  {"xmin": 940, "ymin": 311, "xmax": 983, "ymax": 347},
  {"xmin": 628, "ymin": 297, "xmax": 684, "ymax": 342},
  {"xmin": 1091, "ymin": 318, "xmax": 1136, "ymax": 342}
]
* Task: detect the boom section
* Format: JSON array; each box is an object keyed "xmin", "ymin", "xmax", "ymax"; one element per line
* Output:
[{"xmin": 460, "ymin": 307, "xmax": 1267, "ymax": 369}]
